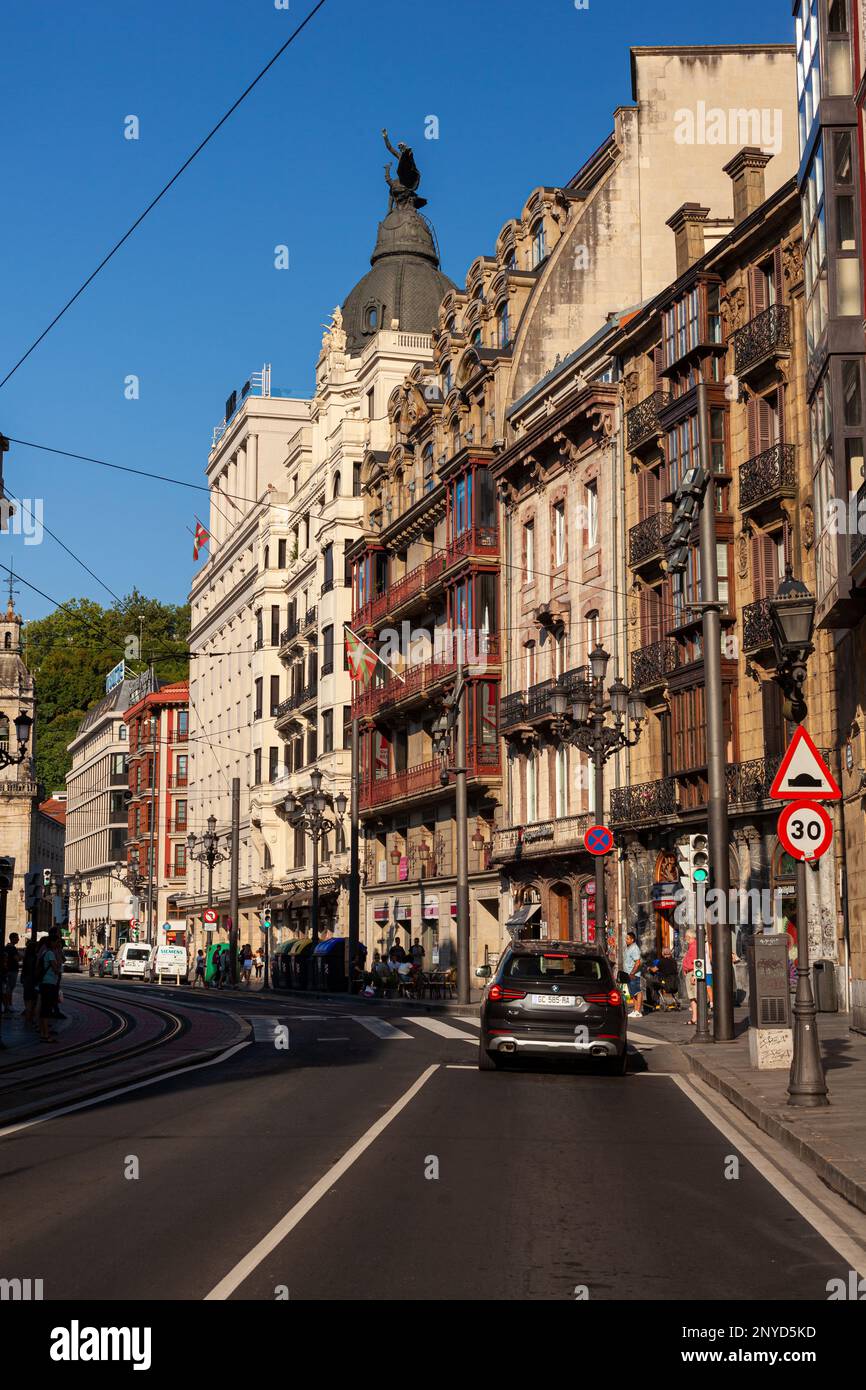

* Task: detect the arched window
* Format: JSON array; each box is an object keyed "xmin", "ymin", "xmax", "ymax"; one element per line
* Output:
[
  {"xmin": 532, "ymin": 220, "xmax": 546, "ymax": 266},
  {"xmin": 497, "ymin": 302, "xmax": 510, "ymax": 349},
  {"xmin": 333, "ymin": 471, "xmax": 341, "ymax": 499},
  {"xmin": 586, "ymin": 610, "xmax": 601, "ymax": 659},
  {"xmin": 423, "ymin": 444, "xmax": 434, "ymax": 492},
  {"xmin": 263, "ymin": 845, "xmax": 272, "ymax": 870},
  {"xmin": 441, "ymin": 360, "xmax": 452, "ymax": 395},
  {"xmin": 364, "ymin": 304, "xmax": 379, "ymax": 333},
  {"xmin": 263, "ymin": 545, "xmax": 269, "ymax": 571},
  {"xmin": 0, "ymin": 715, "xmax": 8, "ymax": 749}
]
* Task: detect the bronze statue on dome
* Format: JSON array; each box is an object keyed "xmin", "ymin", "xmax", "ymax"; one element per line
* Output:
[{"xmin": 382, "ymin": 129, "xmax": 427, "ymax": 211}]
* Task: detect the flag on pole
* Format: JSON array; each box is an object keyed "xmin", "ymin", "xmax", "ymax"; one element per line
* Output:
[
  {"xmin": 193, "ymin": 520, "xmax": 210, "ymax": 560},
  {"xmin": 344, "ymin": 625, "xmax": 379, "ymax": 685}
]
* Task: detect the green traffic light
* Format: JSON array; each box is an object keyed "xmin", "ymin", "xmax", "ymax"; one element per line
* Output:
[{"xmin": 693, "ymin": 868, "xmax": 708, "ymax": 882}]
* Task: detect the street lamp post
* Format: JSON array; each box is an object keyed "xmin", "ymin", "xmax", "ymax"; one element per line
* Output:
[
  {"xmin": 550, "ymin": 647, "xmax": 646, "ymax": 955},
  {"xmin": 282, "ymin": 772, "xmax": 347, "ymax": 947},
  {"xmin": 65, "ymin": 870, "xmax": 92, "ymax": 951},
  {"xmin": 767, "ymin": 564, "xmax": 828, "ymax": 1108},
  {"xmin": 0, "ymin": 710, "xmax": 33, "ymax": 770},
  {"xmin": 187, "ymin": 816, "xmax": 231, "ymax": 913},
  {"xmin": 259, "ymin": 870, "xmax": 275, "ymax": 992},
  {"xmin": 110, "ymin": 857, "xmax": 147, "ymax": 947}
]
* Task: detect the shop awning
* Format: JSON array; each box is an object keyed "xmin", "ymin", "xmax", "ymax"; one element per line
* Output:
[
  {"xmin": 313, "ymin": 937, "xmax": 345, "ymax": 956},
  {"xmin": 506, "ymin": 903, "xmax": 541, "ymax": 931}
]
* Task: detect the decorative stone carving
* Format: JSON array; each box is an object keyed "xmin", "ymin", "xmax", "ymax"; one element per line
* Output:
[
  {"xmin": 553, "ymin": 431, "xmax": 580, "ymax": 473},
  {"xmin": 321, "ymin": 305, "xmax": 347, "ymax": 353},
  {"xmin": 782, "ymin": 238, "xmax": 804, "ymax": 287},
  {"xmin": 737, "ymin": 531, "xmax": 750, "ymax": 579},
  {"xmin": 623, "ymin": 371, "xmax": 641, "ymax": 408},
  {"xmin": 802, "ymin": 501, "xmax": 815, "ymax": 550},
  {"xmin": 720, "ymin": 285, "xmax": 747, "ymax": 335},
  {"xmin": 526, "ymin": 453, "xmax": 547, "ymax": 493},
  {"xmin": 588, "ymin": 406, "xmax": 613, "ymax": 442},
  {"xmin": 628, "ymin": 587, "xmax": 639, "ymax": 626},
  {"xmin": 497, "ymin": 480, "xmax": 519, "ymax": 513}
]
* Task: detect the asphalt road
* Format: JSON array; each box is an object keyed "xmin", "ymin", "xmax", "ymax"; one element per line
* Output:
[{"xmin": 0, "ymin": 983, "xmax": 855, "ymax": 1301}]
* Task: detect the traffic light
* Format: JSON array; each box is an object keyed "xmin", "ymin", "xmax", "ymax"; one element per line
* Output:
[
  {"xmin": 0, "ymin": 856, "xmax": 15, "ymax": 893},
  {"xmin": 665, "ymin": 465, "xmax": 708, "ymax": 574},
  {"xmin": 676, "ymin": 840, "xmax": 694, "ymax": 897},
  {"xmin": 24, "ymin": 869, "xmax": 43, "ymax": 910},
  {"xmin": 690, "ymin": 833, "xmax": 710, "ymax": 885},
  {"xmin": 263, "ymin": 905, "xmax": 272, "ymax": 928},
  {"xmin": 42, "ymin": 867, "xmax": 52, "ymax": 888}
]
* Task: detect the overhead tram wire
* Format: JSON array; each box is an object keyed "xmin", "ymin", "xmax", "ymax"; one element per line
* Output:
[
  {"xmin": 0, "ymin": 0, "xmax": 331, "ymax": 392},
  {"xmin": 11, "ymin": 434, "xmax": 644, "ymax": 614},
  {"xmin": 3, "ymin": 488, "xmax": 125, "ymax": 607}
]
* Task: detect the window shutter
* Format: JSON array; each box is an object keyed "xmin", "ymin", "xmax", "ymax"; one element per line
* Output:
[
  {"xmin": 750, "ymin": 265, "xmax": 768, "ymax": 317},
  {"xmin": 773, "ymin": 247, "xmax": 784, "ymax": 305},
  {"xmin": 638, "ymin": 466, "xmax": 660, "ymax": 516},
  {"xmin": 751, "ymin": 533, "xmax": 776, "ymax": 600},
  {"xmin": 652, "ymin": 345, "xmax": 664, "ymax": 389}
]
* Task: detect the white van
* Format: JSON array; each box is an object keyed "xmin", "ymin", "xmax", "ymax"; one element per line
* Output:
[
  {"xmin": 145, "ymin": 943, "xmax": 188, "ymax": 983},
  {"xmin": 115, "ymin": 942, "xmax": 152, "ymax": 979}
]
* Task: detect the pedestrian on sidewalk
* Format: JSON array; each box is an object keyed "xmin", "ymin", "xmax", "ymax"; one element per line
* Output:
[
  {"xmin": 20, "ymin": 937, "xmax": 39, "ymax": 1026},
  {"xmin": 682, "ymin": 929, "xmax": 698, "ymax": 1026},
  {"xmin": 623, "ymin": 931, "xmax": 643, "ymax": 1019},
  {"xmin": 219, "ymin": 945, "xmax": 232, "ymax": 989},
  {"xmin": 254, "ymin": 948, "xmax": 264, "ymax": 980},
  {"xmin": 241, "ymin": 944, "xmax": 253, "ymax": 986},
  {"xmin": 193, "ymin": 950, "xmax": 206, "ymax": 987},
  {"xmin": 2, "ymin": 933, "xmax": 20, "ymax": 1013},
  {"xmin": 36, "ymin": 929, "xmax": 63, "ymax": 1042}
]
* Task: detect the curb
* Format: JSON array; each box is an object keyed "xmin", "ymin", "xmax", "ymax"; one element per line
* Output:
[{"xmin": 684, "ymin": 1048, "xmax": 866, "ymax": 1217}]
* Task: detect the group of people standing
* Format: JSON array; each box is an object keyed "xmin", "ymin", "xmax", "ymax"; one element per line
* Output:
[
  {"xmin": 1, "ymin": 928, "xmax": 66, "ymax": 1042},
  {"xmin": 190, "ymin": 943, "xmax": 265, "ymax": 988}
]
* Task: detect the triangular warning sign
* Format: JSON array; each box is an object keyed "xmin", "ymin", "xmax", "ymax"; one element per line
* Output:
[{"xmin": 769, "ymin": 726, "xmax": 840, "ymax": 801}]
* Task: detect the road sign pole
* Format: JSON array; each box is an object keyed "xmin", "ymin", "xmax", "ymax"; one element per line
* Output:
[
  {"xmin": 694, "ymin": 880, "xmax": 710, "ymax": 1044},
  {"xmin": 788, "ymin": 858, "xmax": 829, "ymax": 1106}
]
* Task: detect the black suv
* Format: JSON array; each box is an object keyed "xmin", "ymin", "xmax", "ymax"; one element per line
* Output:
[{"xmin": 479, "ymin": 941, "xmax": 627, "ymax": 1074}]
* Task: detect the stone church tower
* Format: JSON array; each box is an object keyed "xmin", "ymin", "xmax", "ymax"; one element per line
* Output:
[{"xmin": 0, "ymin": 592, "xmax": 37, "ymax": 936}]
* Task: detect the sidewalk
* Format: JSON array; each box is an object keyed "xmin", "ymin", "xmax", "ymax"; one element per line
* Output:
[
  {"xmin": 633, "ymin": 1004, "xmax": 866, "ymax": 1215},
  {"xmin": 0, "ymin": 995, "xmax": 110, "ymax": 1064}
]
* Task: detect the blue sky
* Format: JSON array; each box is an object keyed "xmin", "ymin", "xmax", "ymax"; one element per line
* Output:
[{"xmin": 0, "ymin": 0, "xmax": 791, "ymax": 622}]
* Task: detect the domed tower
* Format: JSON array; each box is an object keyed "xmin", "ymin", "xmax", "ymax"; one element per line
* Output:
[{"xmin": 341, "ymin": 130, "xmax": 457, "ymax": 352}]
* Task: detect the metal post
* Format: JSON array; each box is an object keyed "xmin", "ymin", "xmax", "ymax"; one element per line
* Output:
[
  {"xmin": 788, "ymin": 859, "xmax": 829, "ymax": 1105},
  {"xmin": 455, "ymin": 629, "xmax": 470, "ymax": 1005},
  {"xmin": 228, "ymin": 777, "xmax": 240, "ymax": 986},
  {"xmin": 697, "ymin": 378, "xmax": 734, "ymax": 1042},
  {"xmin": 311, "ymin": 822, "xmax": 320, "ymax": 946},
  {"xmin": 0, "ymin": 888, "xmax": 7, "ymax": 1049},
  {"xmin": 207, "ymin": 859, "xmax": 214, "ymax": 911},
  {"xmin": 593, "ymin": 722, "xmax": 605, "ymax": 950},
  {"xmin": 695, "ymin": 881, "xmax": 710, "ymax": 1043},
  {"xmin": 347, "ymin": 714, "xmax": 360, "ymax": 991}
]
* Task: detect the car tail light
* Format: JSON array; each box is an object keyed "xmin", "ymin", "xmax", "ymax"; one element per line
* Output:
[
  {"xmin": 584, "ymin": 990, "xmax": 623, "ymax": 1007},
  {"xmin": 488, "ymin": 984, "xmax": 526, "ymax": 1002}
]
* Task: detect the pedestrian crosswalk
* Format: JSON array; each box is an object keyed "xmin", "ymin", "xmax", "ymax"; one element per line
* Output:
[{"xmin": 247, "ymin": 1011, "xmax": 480, "ymax": 1047}]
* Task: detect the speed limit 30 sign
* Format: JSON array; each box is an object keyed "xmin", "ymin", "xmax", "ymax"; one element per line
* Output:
[{"xmin": 777, "ymin": 799, "xmax": 833, "ymax": 861}]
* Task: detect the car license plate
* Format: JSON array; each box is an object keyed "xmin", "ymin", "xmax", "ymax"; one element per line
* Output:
[{"xmin": 531, "ymin": 993, "xmax": 576, "ymax": 1007}]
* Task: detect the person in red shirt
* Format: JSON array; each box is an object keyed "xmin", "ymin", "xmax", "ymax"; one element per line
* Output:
[{"xmin": 681, "ymin": 929, "xmax": 698, "ymax": 1026}]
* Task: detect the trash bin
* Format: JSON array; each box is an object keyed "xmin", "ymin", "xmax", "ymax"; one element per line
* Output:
[
  {"xmin": 289, "ymin": 938, "xmax": 314, "ymax": 990},
  {"xmin": 311, "ymin": 937, "xmax": 347, "ymax": 992},
  {"xmin": 273, "ymin": 943, "xmax": 293, "ymax": 991},
  {"xmin": 813, "ymin": 959, "xmax": 838, "ymax": 1012}
]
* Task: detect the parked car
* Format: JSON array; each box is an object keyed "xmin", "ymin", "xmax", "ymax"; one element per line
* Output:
[
  {"xmin": 62, "ymin": 948, "xmax": 82, "ymax": 973},
  {"xmin": 114, "ymin": 943, "xmax": 152, "ymax": 980},
  {"xmin": 478, "ymin": 940, "xmax": 627, "ymax": 1074},
  {"xmin": 89, "ymin": 949, "xmax": 115, "ymax": 978}
]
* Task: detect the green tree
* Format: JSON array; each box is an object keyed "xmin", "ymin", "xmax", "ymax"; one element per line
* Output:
[{"xmin": 22, "ymin": 592, "xmax": 190, "ymax": 790}]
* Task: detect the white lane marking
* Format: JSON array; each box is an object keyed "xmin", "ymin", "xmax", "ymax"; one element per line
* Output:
[
  {"xmin": 282, "ymin": 1014, "xmax": 330, "ymax": 1021},
  {"xmin": 0, "ymin": 1041, "xmax": 253, "ymax": 1139},
  {"xmin": 453, "ymin": 1016, "xmax": 480, "ymax": 1028},
  {"xmin": 627, "ymin": 1030, "xmax": 670, "ymax": 1046},
  {"xmin": 350, "ymin": 1016, "xmax": 412, "ymax": 1040},
  {"xmin": 205, "ymin": 1064, "xmax": 440, "ymax": 1300},
  {"xmin": 445, "ymin": 1064, "xmax": 477, "ymax": 1070},
  {"xmin": 670, "ymin": 1075, "xmax": 866, "ymax": 1277},
  {"xmin": 317, "ymin": 1037, "xmax": 350, "ymax": 1042},
  {"xmin": 402, "ymin": 1016, "xmax": 477, "ymax": 1043},
  {"xmin": 251, "ymin": 1017, "xmax": 288, "ymax": 1042}
]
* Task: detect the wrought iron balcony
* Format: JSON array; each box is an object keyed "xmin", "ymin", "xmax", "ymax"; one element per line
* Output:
[
  {"xmin": 626, "ymin": 390, "xmax": 671, "ymax": 453},
  {"xmin": 303, "ymin": 605, "xmax": 317, "ymax": 630},
  {"xmin": 726, "ymin": 756, "xmax": 782, "ymax": 805},
  {"xmin": 491, "ymin": 814, "xmax": 594, "ymax": 863},
  {"xmin": 739, "ymin": 442, "xmax": 797, "ymax": 514},
  {"xmin": 742, "ymin": 598, "xmax": 775, "ymax": 654},
  {"xmin": 731, "ymin": 304, "xmax": 791, "ymax": 378},
  {"xmin": 630, "ymin": 637, "xmax": 679, "ymax": 690},
  {"xmin": 610, "ymin": 777, "xmax": 678, "ymax": 825},
  {"xmin": 628, "ymin": 510, "xmax": 672, "ymax": 569},
  {"xmin": 501, "ymin": 692, "xmax": 527, "ymax": 731},
  {"xmin": 280, "ymin": 617, "xmax": 300, "ymax": 647},
  {"xmin": 524, "ymin": 678, "xmax": 558, "ymax": 721}
]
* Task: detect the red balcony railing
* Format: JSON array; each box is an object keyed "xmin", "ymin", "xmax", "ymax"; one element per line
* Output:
[
  {"xmin": 351, "ymin": 638, "xmax": 501, "ymax": 720},
  {"xmin": 359, "ymin": 746, "xmax": 502, "ymax": 810},
  {"xmin": 445, "ymin": 527, "xmax": 499, "ymax": 566}
]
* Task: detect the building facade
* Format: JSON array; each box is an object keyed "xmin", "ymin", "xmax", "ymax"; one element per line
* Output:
[
  {"xmin": 124, "ymin": 681, "xmax": 190, "ymax": 941},
  {"xmin": 0, "ymin": 599, "xmax": 37, "ymax": 937},
  {"xmin": 65, "ymin": 672, "xmax": 151, "ymax": 947},
  {"xmin": 611, "ymin": 147, "xmax": 842, "ymax": 986}
]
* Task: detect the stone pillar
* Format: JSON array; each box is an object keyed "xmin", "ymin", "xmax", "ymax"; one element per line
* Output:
[{"xmin": 248, "ymin": 433, "xmax": 258, "ymax": 502}]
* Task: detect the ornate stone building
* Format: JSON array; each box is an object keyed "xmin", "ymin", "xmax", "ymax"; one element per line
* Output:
[
  {"xmin": 0, "ymin": 599, "xmax": 37, "ymax": 937},
  {"xmin": 611, "ymin": 149, "xmax": 841, "ymax": 980}
]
